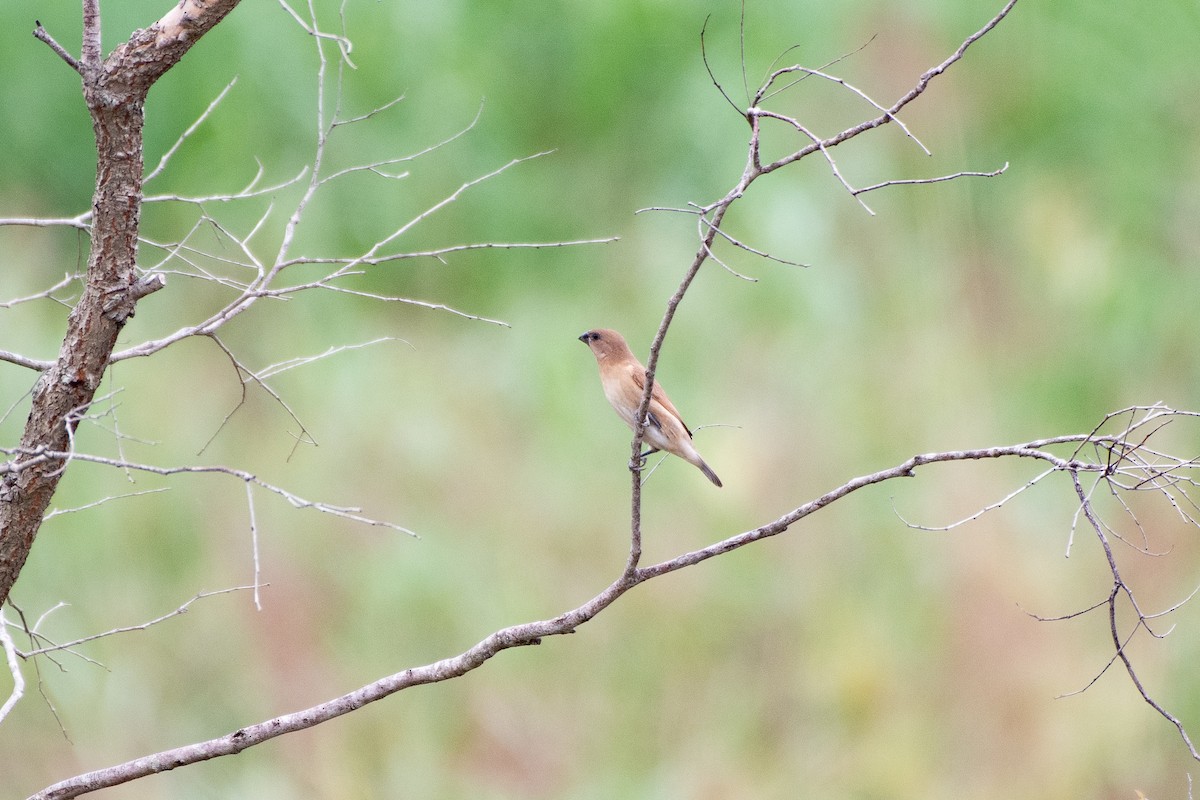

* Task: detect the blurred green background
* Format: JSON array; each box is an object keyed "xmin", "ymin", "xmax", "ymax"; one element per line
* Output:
[{"xmin": 3, "ymin": 0, "xmax": 1200, "ymax": 797}]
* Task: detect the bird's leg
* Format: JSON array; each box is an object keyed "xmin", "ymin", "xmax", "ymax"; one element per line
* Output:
[{"xmin": 630, "ymin": 447, "xmax": 658, "ymax": 472}]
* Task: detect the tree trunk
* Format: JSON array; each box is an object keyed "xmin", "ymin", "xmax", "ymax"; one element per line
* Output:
[{"xmin": 0, "ymin": 0, "xmax": 243, "ymax": 606}]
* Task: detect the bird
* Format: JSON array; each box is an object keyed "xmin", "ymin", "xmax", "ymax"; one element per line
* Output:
[{"xmin": 578, "ymin": 328, "xmax": 722, "ymax": 487}]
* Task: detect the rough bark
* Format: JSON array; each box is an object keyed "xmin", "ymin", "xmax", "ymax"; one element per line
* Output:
[{"xmin": 0, "ymin": 0, "xmax": 243, "ymax": 605}]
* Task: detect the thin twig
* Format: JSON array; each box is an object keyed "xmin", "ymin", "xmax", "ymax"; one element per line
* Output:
[
  {"xmin": 32, "ymin": 22, "xmax": 82, "ymax": 73},
  {"xmin": 0, "ymin": 608, "xmax": 24, "ymax": 723},
  {"xmin": 10, "ymin": 586, "xmax": 260, "ymax": 659},
  {"xmin": 0, "ymin": 274, "xmax": 81, "ymax": 309},
  {"xmin": 1, "ymin": 448, "xmax": 418, "ymax": 537},
  {"xmin": 42, "ymin": 488, "xmax": 169, "ymax": 522},
  {"xmin": 854, "ymin": 163, "xmax": 1009, "ymax": 195},
  {"xmin": 144, "ymin": 78, "xmax": 240, "ymax": 184}
]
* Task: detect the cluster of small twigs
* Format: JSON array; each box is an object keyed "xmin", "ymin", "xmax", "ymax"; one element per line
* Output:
[
  {"xmin": 1063, "ymin": 407, "xmax": 1200, "ymax": 759},
  {"xmin": 908, "ymin": 405, "xmax": 1200, "ymax": 759},
  {"xmin": 626, "ymin": 0, "xmax": 1016, "ymax": 569},
  {"xmin": 0, "ymin": 2, "xmax": 611, "ymax": 598}
]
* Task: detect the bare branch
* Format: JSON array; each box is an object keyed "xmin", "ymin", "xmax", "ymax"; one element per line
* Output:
[
  {"xmin": 0, "ymin": 274, "xmax": 81, "ymax": 310},
  {"xmin": 699, "ymin": 233, "xmax": 759, "ymax": 282},
  {"xmin": 109, "ymin": 99, "xmax": 597, "ymax": 366},
  {"xmin": 274, "ymin": 236, "xmax": 620, "ymax": 270},
  {"xmin": 700, "ymin": 217, "xmax": 809, "ymax": 269},
  {"xmin": 32, "ymin": 22, "xmax": 82, "ymax": 74},
  {"xmin": 80, "ymin": 0, "xmax": 101, "ymax": 68},
  {"xmin": 254, "ymin": 337, "xmax": 408, "ymax": 381},
  {"xmin": 304, "ymin": 286, "xmax": 512, "ymax": 326},
  {"xmin": 10, "ymin": 586, "xmax": 259, "ymax": 660},
  {"xmin": 748, "ymin": 0, "xmax": 1021, "ymax": 182},
  {"xmin": 244, "ymin": 485, "xmax": 263, "ymax": 611},
  {"xmin": 1024, "ymin": 596, "xmax": 1110, "ymax": 624},
  {"xmin": 630, "ymin": 2, "xmax": 1027, "ymax": 495},
  {"xmin": 699, "ymin": 15, "xmax": 742, "ymax": 116},
  {"xmin": 759, "ymin": 37, "xmax": 878, "ymax": 104},
  {"xmin": 276, "ymin": 0, "xmax": 355, "ymax": 67},
  {"xmin": 1106, "ymin": 583, "xmax": 1200, "ymax": 760},
  {"xmin": 762, "ymin": 65, "xmax": 932, "ymax": 155},
  {"xmin": 1, "ymin": 448, "xmax": 417, "ymax": 539},
  {"xmin": 1, "ymin": 0, "xmax": 617, "ymax": 632},
  {"xmin": 316, "ymin": 102, "xmax": 484, "ymax": 184},
  {"xmin": 42, "ymin": 488, "xmax": 168, "ymax": 522},
  {"xmin": 197, "ymin": 334, "xmax": 317, "ymax": 460},
  {"xmin": 0, "ymin": 214, "xmax": 91, "ymax": 230},
  {"xmin": 854, "ymin": 163, "xmax": 1009, "ymax": 196},
  {"xmin": 893, "ymin": 465, "xmax": 1057, "ymax": 531},
  {"xmin": 350, "ymin": 151, "xmax": 556, "ymax": 265},
  {"xmin": 30, "ymin": 404, "xmax": 1200, "ymax": 797},
  {"xmin": 1048, "ymin": 431, "xmax": 1200, "ymax": 759},
  {"xmin": 143, "ymin": 167, "xmax": 309, "ymax": 206},
  {"xmin": 0, "ymin": 351, "xmax": 55, "ymax": 372},
  {"xmin": 144, "ymin": 78, "xmax": 239, "ymax": 185},
  {"xmin": 0, "ymin": 608, "xmax": 23, "ymax": 723}
]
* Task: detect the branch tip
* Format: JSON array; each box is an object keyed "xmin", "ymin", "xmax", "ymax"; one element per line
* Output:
[{"xmin": 33, "ymin": 22, "xmax": 83, "ymax": 73}]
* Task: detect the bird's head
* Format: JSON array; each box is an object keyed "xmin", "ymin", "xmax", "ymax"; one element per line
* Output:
[{"xmin": 578, "ymin": 328, "xmax": 630, "ymax": 362}]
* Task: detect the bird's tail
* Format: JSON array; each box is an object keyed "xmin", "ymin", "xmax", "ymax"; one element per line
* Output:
[{"xmin": 697, "ymin": 459, "xmax": 723, "ymax": 488}]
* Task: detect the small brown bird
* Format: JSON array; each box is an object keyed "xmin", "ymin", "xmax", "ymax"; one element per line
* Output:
[{"xmin": 579, "ymin": 328, "xmax": 722, "ymax": 487}]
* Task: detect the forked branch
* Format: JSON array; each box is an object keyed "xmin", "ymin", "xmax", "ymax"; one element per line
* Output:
[{"xmin": 628, "ymin": 0, "xmax": 1019, "ymax": 564}]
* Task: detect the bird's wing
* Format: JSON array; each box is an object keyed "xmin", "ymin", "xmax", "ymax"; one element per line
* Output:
[{"xmin": 630, "ymin": 367, "xmax": 693, "ymax": 438}]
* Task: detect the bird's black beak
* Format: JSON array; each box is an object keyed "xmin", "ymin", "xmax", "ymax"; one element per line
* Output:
[{"xmin": 578, "ymin": 332, "xmax": 589, "ymax": 343}]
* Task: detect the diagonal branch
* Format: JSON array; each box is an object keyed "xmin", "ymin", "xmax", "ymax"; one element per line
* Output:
[
  {"xmin": 32, "ymin": 22, "xmax": 82, "ymax": 73},
  {"xmin": 30, "ymin": 408, "xmax": 1200, "ymax": 798},
  {"xmin": 627, "ymin": 0, "xmax": 1023, "ymax": 576}
]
